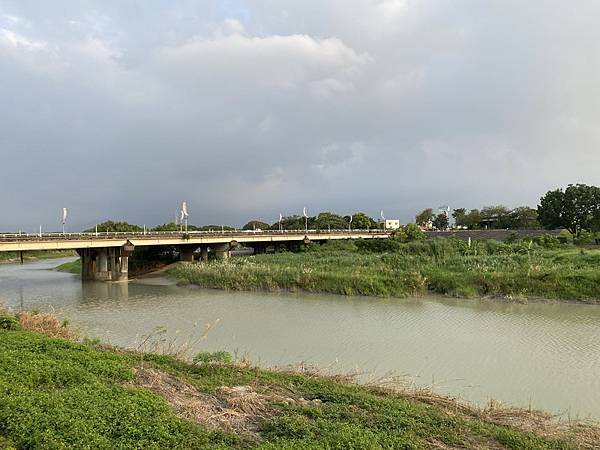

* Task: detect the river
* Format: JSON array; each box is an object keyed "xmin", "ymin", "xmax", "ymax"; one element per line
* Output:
[{"xmin": 1, "ymin": 257, "xmax": 599, "ymax": 419}]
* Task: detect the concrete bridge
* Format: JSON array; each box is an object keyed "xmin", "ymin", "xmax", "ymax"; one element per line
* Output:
[{"xmin": 0, "ymin": 230, "xmax": 390, "ymax": 281}]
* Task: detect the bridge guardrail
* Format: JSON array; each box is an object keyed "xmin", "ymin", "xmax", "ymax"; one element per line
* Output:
[{"xmin": 0, "ymin": 229, "xmax": 390, "ymax": 242}]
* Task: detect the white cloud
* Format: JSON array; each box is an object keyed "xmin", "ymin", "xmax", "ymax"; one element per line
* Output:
[{"xmin": 155, "ymin": 33, "xmax": 370, "ymax": 95}]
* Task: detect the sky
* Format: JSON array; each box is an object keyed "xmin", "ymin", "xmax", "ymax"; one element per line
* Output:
[{"xmin": 1, "ymin": 0, "xmax": 599, "ymax": 231}]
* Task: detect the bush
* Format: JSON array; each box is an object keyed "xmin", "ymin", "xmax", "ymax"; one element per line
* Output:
[
  {"xmin": 393, "ymin": 224, "xmax": 426, "ymax": 243},
  {"xmin": 0, "ymin": 315, "xmax": 22, "ymax": 331},
  {"xmin": 529, "ymin": 234, "xmax": 561, "ymax": 249}
]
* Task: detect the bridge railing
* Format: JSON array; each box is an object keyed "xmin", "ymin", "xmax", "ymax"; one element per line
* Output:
[{"xmin": 0, "ymin": 229, "xmax": 389, "ymax": 242}]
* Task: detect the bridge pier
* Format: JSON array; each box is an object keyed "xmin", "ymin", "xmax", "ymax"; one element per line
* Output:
[
  {"xmin": 211, "ymin": 243, "xmax": 230, "ymax": 259},
  {"xmin": 200, "ymin": 245, "xmax": 209, "ymax": 262},
  {"xmin": 179, "ymin": 245, "xmax": 197, "ymax": 262},
  {"xmin": 210, "ymin": 241, "xmax": 237, "ymax": 259},
  {"xmin": 251, "ymin": 243, "xmax": 268, "ymax": 255},
  {"xmin": 77, "ymin": 241, "xmax": 134, "ymax": 282},
  {"xmin": 96, "ymin": 249, "xmax": 111, "ymax": 281}
]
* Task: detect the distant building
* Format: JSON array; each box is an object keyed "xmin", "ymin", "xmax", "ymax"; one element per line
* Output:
[{"xmin": 385, "ymin": 219, "xmax": 401, "ymax": 230}]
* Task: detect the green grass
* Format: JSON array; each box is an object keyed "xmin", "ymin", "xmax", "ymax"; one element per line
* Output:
[
  {"xmin": 168, "ymin": 239, "xmax": 600, "ymax": 302},
  {"xmin": 0, "ymin": 316, "xmax": 581, "ymax": 449},
  {"xmin": 55, "ymin": 259, "xmax": 82, "ymax": 274},
  {"xmin": 0, "ymin": 250, "xmax": 77, "ymax": 263}
]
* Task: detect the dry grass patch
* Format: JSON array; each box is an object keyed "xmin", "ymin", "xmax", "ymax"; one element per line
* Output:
[
  {"xmin": 14, "ymin": 310, "xmax": 78, "ymax": 340},
  {"xmin": 0, "ymin": 305, "xmax": 77, "ymax": 340},
  {"xmin": 132, "ymin": 367, "xmax": 324, "ymax": 443}
]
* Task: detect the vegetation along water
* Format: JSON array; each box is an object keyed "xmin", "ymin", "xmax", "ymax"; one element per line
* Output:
[
  {"xmin": 1, "ymin": 307, "xmax": 598, "ymax": 449},
  {"xmin": 168, "ymin": 235, "xmax": 600, "ymax": 303}
]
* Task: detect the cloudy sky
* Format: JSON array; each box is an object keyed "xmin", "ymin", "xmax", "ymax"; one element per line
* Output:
[{"xmin": 1, "ymin": 0, "xmax": 599, "ymax": 230}]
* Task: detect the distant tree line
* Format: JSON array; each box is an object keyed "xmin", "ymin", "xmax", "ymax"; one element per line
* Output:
[
  {"xmin": 413, "ymin": 183, "xmax": 600, "ymax": 235},
  {"xmin": 87, "ymin": 183, "xmax": 600, "ymax": 237},
  {"xmin": 86, "ymin": 212, "xmax": 380, "ymax": 234}
]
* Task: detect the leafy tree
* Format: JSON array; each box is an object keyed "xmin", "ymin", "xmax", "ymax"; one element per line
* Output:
[
  {"xmin": 348, "ymin": 212, "xmax": 378, "ymax": 230},
  {"xmin": 537, "ymin": 189, "xmax": 564, "ymax": 230},
  {"xmin": 507, "ymin": 207, "xmax": 540, "ymax": 229},
  {"xmin": 274, "ymin": 215, "xmax": 315, "ymax": 231},
  {"xmin": 415, "ymin": 208, "xmax": 434, "ymax": 226},
  {"xmin": 153, "ymin": 222, "xmax": 201, "ymax": 232},
  {"xmin": 538, "ymin": 184, "xmax": 600, "ymax": 235},
  {"xmin": 480, "ymin": 205, "xmax": 511, "ymax": 229},
  {"xmin": 86, "ymin": 221, "xmax": 142, "ymax": 233},
  {"xmin": 242, "ymin": 220, "xmax": 270, "ymax": 231},
  {"xmin": 464, "ymin": 209, "xmax": 482, "ymax": 229},
  {"xmin": 432, "ymin": 214, "xmax": 449, "ymax": 230},
  {"xmin": 314, "ymin": 212, "xmax": 348, "ymax": 230},
  {"xmin": 452, "ymin": 208, "xmax": 467, "ymax": 227},
  {"xmin": 393, "ymin": 223, "xmax": 426, "ymax": 242}
]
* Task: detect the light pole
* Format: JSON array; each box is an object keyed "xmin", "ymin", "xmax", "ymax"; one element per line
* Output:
[
  {"xmin": 279, "ymin": 213, "xmax": 283, "ymax": 232},
  {"xmin": 61, "ymin": 208, "xmax": 68, "ymax": 234},
  {"xmin": 380, "ymin": 210, "xmax": 386, "ymax": 231},
  {"xmin": 303, "ymin": 207, "xmax": 308, "ymax": 232},
  {"xmin": 348, "ymin": 214, "xmax": 353, "ymax": 232},
  {"xmin": 182, "ymin": 202, "xmax": 189, "ymax": 233}
]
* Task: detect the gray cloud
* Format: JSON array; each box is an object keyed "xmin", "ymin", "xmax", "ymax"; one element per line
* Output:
[{"xmin": 1, "ymin": 0, "xmax": 599, "ymax": 231}]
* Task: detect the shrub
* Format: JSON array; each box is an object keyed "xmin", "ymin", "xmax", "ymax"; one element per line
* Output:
[
  {"xmin": 393, "ymin": 224, "xmax": 426, "ymax": 243},
  {"xmin": 529, "ymin": 234, "xmax": 561, "ymax": 249},
  {"xmin": 0, "ymin": 315, "xmax": 22, "ymax": 331}
]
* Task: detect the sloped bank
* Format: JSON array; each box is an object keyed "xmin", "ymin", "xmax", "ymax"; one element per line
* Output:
[{"xmin": 0, "ymin": 307, "xmax": 597, "ymax": 449}]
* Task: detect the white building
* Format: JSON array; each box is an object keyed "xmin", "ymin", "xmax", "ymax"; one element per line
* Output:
[{"xmin": 385, "ymin": 219, "xmax": 401, "ymax": 230}]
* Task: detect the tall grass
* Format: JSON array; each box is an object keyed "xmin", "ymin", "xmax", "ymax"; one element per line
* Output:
[{"xmin": 168, "ymin": 239, "xmax": 600, "ymax": 302}]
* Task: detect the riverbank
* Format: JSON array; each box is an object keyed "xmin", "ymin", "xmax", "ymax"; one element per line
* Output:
[
  {"xmin": 168, "ymin": 240, "xmax": 600, "ymax": 303},
  {"xmin": 0, "ymin": 307, "xmax": 597, "ymax": 449},
  {"xmin": 0, "ymin": 250, "xmax": 76, "ymax": 264}
]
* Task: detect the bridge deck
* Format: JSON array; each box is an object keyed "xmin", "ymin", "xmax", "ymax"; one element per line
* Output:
[{"xmin": 0, "ymin": 230, "xmax": 390, "ymax": 252}]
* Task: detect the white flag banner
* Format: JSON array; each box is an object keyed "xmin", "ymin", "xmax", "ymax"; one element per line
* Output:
[
  {"xmin": 182, "ymin": 202, "xmax": 189, "ymax": 218},
  {"xmin": 349, "ymin": 215, "xmax": 353, "ymax": 223},
  {"xmin": 62, "ymin": 208, "xmax": 68, "ymax": 224},
  {"xmin": 180, "ymin": 210, "xmax": 185, "ymax": 222},
  {"xmin": 380, "ymin": 210, "xmax": 385, "ymax": 221},
  {"xmin": 303, "ymin": 207, "xmax": 307, "ymax": 218},
  {"xmin": 279, "ymin": 213, "xmax": 283, "ymax": 221}
]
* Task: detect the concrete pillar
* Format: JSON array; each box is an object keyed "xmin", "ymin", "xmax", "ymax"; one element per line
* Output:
[
  {"xmin": 95, "ymin": 249, "xmax": 111, "ymax": 281},
  {"xmin": 179, "ymin": 246, "xmax": 197, "ymax": 262},
  {"xmin": 78, "ymin": 249, "xmax": 97, "ymax": 281},
  {"xmin": 108, "ymin": 248, "xmax": 127, "ymax": 282},
  {"xmin": 252, "ymin": 243, "xmax": 268, "ymax": 255},
  {"xmin": 200, "ymin": 245, "xmax": 209, "ymax": 262},
  {"xmin": 211, "ymin": 243, "xmax": 231, "ymax": 259}
]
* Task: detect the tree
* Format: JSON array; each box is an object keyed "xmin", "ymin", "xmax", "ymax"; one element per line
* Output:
[
  {"xmin": 154, "ymin": 223, "xmax": 201, "ymax": 231},
  {"xmin": 274, "ymin": 215, "xmax": 315, "ymax": 231},
  {"xmin": 242, "ymin": 220, "xmax": 270, "ymax": 231},
  {"xmin": 538, "ymin": 184, "xmax": 600, "ymax": 235},
  {"xmin": 86, "ymin": 221, "xmax": 142, "ymax": 233},
  {"xmin": 314, "ymin": 212, "xmax": 347, "ymax": 230},
  {"xmin": 507, "ymin": 207, "xmax": 540, "ymax": 229},
  {"xmin": 432, "ymin": 214, "xmax": 449, "ymax": 230},
  {"xmin": 415, "ymin": 208, "xmax": 434, "ymax": 226},
  {"xmin": 452, "ymin": 208, "xmax": 467, "ymax": 227},
  {"xmin": 480, "ymin": 205, "xmax": 511, "ymax": 229},
  {"xmin": 393, "ymin": 223, "xmax": 426, "ymax": 242},
  {"xmin": 348, "ymin": 212, "xmax": 378, "ymax": 230}
]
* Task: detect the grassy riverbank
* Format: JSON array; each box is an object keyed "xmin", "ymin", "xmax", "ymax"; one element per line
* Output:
[
  {"xmin": 55, "ymin": 259, "xmax": 82, "ymax": 274},
  {"xmin": 168, "ymin": 239, "xmax": 600, "ymax": 302},
  {"xmin": 0, "ymin": 250, "xmax": 76, "ymax": 264},
  {"xmin": 0, "ymin": 308, "xmax": 597, "ymax": 449}
]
